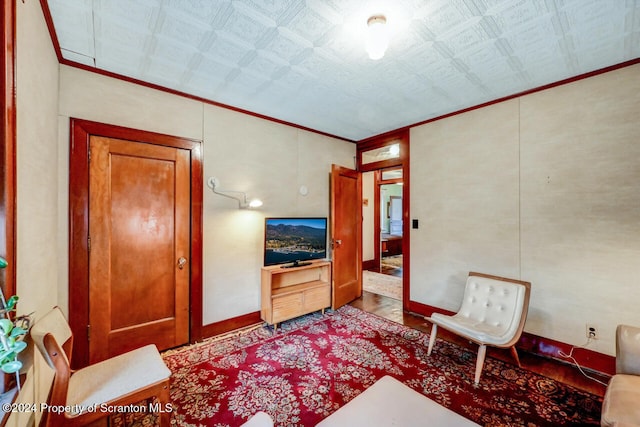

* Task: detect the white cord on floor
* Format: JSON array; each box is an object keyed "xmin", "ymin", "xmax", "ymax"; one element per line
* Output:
[{"xmin": 558, "ymin": 337, "xmax": 609, "ymax": 386}]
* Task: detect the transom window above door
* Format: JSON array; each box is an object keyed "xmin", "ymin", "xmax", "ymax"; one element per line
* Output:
[
  {"xmin": 361, "ymin": 143, "xmax": 400, "ymax": 165},
  {"xmin": 381, "ymin": 168, "xmax": 402, "ymax": 181}
]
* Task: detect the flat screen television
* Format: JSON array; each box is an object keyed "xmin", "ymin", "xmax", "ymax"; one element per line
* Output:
[{"xmin": 264, "ymin": 217, "xmax": 327, "ymax": 267}]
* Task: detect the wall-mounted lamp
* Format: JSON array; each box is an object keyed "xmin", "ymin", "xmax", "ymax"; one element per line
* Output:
[
  {"xmin": 365, "ymin": 14, "xmax": 389, "ymax": 60},
  {"xmin": 207, "ymin": 177, "xmax": 263, "ymax": 209}
]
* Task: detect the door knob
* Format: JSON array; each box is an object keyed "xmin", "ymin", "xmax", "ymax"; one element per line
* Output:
[{"xmin": 177, "ymin": 257, "xmax": 187, "ymax": 270}]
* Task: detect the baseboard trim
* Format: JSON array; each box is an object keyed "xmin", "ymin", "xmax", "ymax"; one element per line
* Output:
[
  {"xmin": 362, "ymin": 259, "xmax": 377, "ymax": 271},
  {"xmin": 406, "ymin": 300, "xmax": 615, "ymax": 376},
  {"xmin": 517, "ymin": 332, "xmax": 615, "ymax": 376},
  {"xmin": 200, "ymin": 311, "xmax": 263, "ymax": 339}
]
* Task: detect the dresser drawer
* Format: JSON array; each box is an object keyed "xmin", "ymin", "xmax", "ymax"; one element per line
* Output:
[
  {"xmin": 303, "ymin": 286, "xmax": 330, "ymax": 312},
  {"xmin": 272, "ymin": 293, "xmax": 303, "ymax": 323}
]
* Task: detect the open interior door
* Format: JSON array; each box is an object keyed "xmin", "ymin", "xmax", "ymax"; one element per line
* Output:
[{"xmin": 330, "ymin": 164, "xmax": 362, "ymax": 309}]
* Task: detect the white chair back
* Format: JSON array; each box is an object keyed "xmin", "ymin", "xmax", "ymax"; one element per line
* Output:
[
  {"xmin": 30, "ymin": 306, "xmax": 73, "ymax": 369},
  {"xmin": 457, "ymin": 275, "xmax": 528, "ymax": 343}
]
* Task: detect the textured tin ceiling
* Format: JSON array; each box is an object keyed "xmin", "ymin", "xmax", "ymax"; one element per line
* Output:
[{"xmin": 46, "ymin": 0, "xmax": 640, "ymax": 141}]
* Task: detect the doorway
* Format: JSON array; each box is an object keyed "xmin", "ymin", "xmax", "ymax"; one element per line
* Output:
[
  {"xmin": 357, "ymin": 130, "xmax": 409, "ymax": 306},
  {"xmin": 380, "ymin": 179, "xmax": 403, "ymax": 278},
  {"xmin": 361, "ymin": 168, "xmax": 403, "ymax": 300},
  {"xmin": 68, "ymin": 119, "xmax": 203, "ymax": 368}
]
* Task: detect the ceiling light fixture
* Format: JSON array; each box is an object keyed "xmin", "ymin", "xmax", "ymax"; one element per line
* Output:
[
  {"xmin": 207, "ymin": 177, "xmax": 263, "ymax": 209},
  {"xmin": 365, "ymin": 14, "xmax": 389, "ymax": 60}
]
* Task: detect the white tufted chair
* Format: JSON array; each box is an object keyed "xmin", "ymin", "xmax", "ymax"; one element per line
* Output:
[{"xmin": 426, "ymin": 272, "xmax": 531, "ymax": 384}]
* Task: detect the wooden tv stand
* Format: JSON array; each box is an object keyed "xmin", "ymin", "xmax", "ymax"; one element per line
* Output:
[{"xmin": 261, "ymin": 260, "xmax": 331, "ymax": 332}]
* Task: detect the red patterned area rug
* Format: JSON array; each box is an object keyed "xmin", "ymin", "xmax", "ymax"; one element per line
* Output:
[{"xmin": 161, "ymin": 306, "xmax": 601, "ymax": 427}]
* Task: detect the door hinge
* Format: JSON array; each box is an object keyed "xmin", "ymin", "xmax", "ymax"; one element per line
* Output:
[
  {"xmin": 87, "ymin": 324, "xmax": 91, "ymax": 341},
  {"xmin": 87, "ymin": 235, "xmax": 91, "ymax": 252},
  {"xmin": 88, "ymin": 147, "xmax": 91, "ymax": 162}
]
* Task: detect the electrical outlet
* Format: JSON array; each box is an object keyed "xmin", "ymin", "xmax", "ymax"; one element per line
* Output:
[{"xmin": 586, "ymin": 324, "xmax": 598, "ymax": 340}]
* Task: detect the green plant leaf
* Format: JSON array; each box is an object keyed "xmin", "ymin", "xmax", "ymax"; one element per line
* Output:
[
  {"xmin": 10, "ymin": 341, "xmax": 27, "ymax": 354},
  {"xmin": 0, "ymin": 349, "xmax": 14, "ymax": 361},
  {"xmin": 0, "ymin": 256, "xmax": 7, "ymax": 268},
  {"xmin": 10, "ymin": 326, "xmax": 26, "ymax": 337},
  {"xmin": 5, "ymin": 295, "xmax": 18, "ymax": 311},
  {"xmin": 1, "ymin": 360, "xmax": 22, "ymax": 374},
  {"xmin": 0, "ymin": 319, "xmax": 13, "ymax": 334}
]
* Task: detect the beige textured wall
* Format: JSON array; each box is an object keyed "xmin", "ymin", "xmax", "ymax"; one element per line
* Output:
[
  {"xmin": 14, "ymin": 0, "xmax": 60, "ymax": 424},
  {"xmin": 519, "ymin": 65, "xmax": 640, "ymax": 355},
  {"xmin": 57, "ymin": 68, "xmax": 355, "ymax": 325},
  {"xmin": 201, "ymin": 105, "xmax": 354, "ymax": 322},
  {"xmin": 410, "ymin": 100, "xmax": 520, "ymax": 309},
  {"xmin": 16, "ymin": 0, "xmax": 60, "ymax": 320},
  {"xmin": 410, "ymin": 65, "xmax": 640, "ymax": 356}
]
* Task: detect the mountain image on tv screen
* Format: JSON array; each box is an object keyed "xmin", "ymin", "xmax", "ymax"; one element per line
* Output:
[{"xmin": 264, "ymin": 218, "xmax": 327, "ymax": 266}]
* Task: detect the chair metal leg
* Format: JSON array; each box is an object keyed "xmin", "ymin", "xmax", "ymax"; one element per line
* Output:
[
  {"xmin": 475, "ymin": 344, "xmax": 487, "ymax": 385},
  {"xmin": 427, "ymin": 323, "xmax": 438, "ymax": 356}
]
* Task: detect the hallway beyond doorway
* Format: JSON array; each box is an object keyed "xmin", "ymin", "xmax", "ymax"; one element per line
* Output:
[
  {"xmin": 380, "ymin": 254, "xmax": 402, "ymax": 277},
  {"xmin": 362, "ymin": 270, "xmax": 401, "ymax": 300}
]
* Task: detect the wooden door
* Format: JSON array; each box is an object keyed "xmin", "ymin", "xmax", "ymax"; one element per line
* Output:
[
  {"xmin": 88, "ymin": 136, "xmax": 190, "ymax": 363},
  {"xmin": 330, "ymin": 164, "xmax": 362, "ymax": 309}
]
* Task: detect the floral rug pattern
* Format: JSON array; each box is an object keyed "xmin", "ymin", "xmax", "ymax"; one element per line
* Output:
[{"xmin": 160, "ymin": 306, "xmax": 602, "ymax": 426}]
